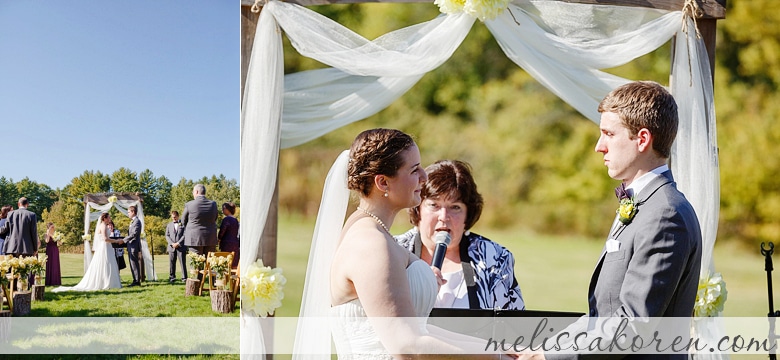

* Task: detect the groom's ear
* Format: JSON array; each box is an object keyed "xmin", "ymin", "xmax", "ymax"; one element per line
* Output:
[{"xmin": 636, "ymin": 128, "xmax": 653, "ymax": 153}]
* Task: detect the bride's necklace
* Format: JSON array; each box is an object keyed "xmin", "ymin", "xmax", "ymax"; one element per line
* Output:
[{"xmin": 356, "ymin": 207, "xmax": 391, "ymax": 235}]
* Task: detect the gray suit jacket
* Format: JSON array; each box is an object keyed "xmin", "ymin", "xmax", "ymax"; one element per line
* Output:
[
  {"xmin": 123, "ymin": 217, "xmax": 142, "ymax": 250},
  {"xmin": 182, "ymin": 195, "xmax": 218, "ymax": 247},
  {"xmin": 547, "ymin": 171, "xmax": 702, "ymax": 360},
  {"xmin": 0, "ymin": 208, "xmax": 39, "ymax": 255},
  {"xmin": 165, "ymin": 221, "xmax": 185, "ymax": 253}
]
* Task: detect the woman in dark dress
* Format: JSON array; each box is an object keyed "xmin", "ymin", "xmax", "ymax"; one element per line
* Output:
[
  {"xmin": 45, "ymin": 222, "xmax": 62, "ymax": 286},
  {"xmin": 217, "ymin": 202, "xmax": 239, "ymax": 268}
]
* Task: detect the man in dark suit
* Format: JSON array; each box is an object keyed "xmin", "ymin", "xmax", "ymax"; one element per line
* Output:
[
  {"xmin": 0, "ymin": 197, "xmax": 38, "ymax": 257},
  {"xmin": 0, "ymin": 197, "xmax": 39, "ymax": 291},
  {"xmin": 527, "ymin": 82, "xmax": 703, "ymax": 360},
  {"xmin": 165, "ymin": 210, "xmax": 187, "ymax": 283},
  {"xmin": 182, "ymin": 184, "xmax": 218, "ymax": 257},
  {"xmin": 117, "ymin": 205, "xmax": 143, "ymax": 287}
]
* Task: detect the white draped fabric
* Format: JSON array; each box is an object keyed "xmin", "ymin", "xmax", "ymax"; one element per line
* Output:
[
  {"xmin": 240, "ymin": 1, "xmax": 723, "ymax": 359},
  {"xmin": 671, "ymin": 17, "xmax": 723, "ymax": 360},
  {"xmin": 83, "ymin": 199, "xmax": 158, "ymax": 281}
]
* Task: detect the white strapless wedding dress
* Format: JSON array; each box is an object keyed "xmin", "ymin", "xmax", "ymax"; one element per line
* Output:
[
  {"xmin": 330, "ymin": 260, "xmax": 438, "ymax": 359},
  {"xmin": 53, "ymin": 231, "xmax": 122, "ymax": 292}
]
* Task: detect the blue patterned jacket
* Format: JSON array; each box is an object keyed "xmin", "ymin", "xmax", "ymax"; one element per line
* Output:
[{"xmin": 395, "ymin": 228, "xmax": 525, "ymax": 310}]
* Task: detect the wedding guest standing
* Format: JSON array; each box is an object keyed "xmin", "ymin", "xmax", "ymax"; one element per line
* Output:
[
  {"xmin": 217, "ymin": 202, "xmax": 239, "ymax": 268},
  {"xmin": 165, "ymin": 210, "xmax": 187, "ymax": 283},
  {"xmin": 0, "ymin": 197, "xmax": 38, "ymax": 257},
  {"xmin": 0, "ymin": 205, "xmax": 12, "ymax": 255},
  {"xmin": 396, "ymin": 160, "xmax": 525, "ymax": 310},
  {"xmin": 44, "ymin": 222, "xmax": 62, "ymax": 286},
  {"xmin": 182, "ymin": 184, "xmax": 218, "ymax": 257}
]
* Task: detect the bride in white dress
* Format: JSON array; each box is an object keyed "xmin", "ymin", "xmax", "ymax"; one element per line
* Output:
[
  {"xmin": 53, "ymin": 212, "xmax": 122, "ymax": 292},
  {"xmin": 294, "ymin": 129, "xmax": 513, "ymax": 359}
]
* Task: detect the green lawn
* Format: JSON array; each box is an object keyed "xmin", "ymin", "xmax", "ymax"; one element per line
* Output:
[
  {"xmin": 3, "ymin": 252, "xmax": 238, "ymax": 359},
  {"xmin": 275, "ymin": 213, "xmax": 769, "ymax": 318},
  {"xmin": 23, "ymin": 252, "xmax": 238, "ymax": 317}
]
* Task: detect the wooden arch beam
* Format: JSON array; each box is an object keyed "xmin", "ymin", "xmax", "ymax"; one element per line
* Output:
[{"xmin": 241, "ymin": 0, "xmax": 725, "ymax": 18}]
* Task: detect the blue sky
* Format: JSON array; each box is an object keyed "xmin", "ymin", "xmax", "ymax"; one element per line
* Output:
[{"xmin": 0, "ymin": 1, "xmax": 237, "ymax": 190}]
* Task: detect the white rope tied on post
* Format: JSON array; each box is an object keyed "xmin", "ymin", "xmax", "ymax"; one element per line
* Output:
[
  {"xmin": 681, "ymin": 0, "xmax": 703, "ymax": 39},
  {"xmin": 251, "ymin": 0, "xmax": 267, "ymax": 13}
]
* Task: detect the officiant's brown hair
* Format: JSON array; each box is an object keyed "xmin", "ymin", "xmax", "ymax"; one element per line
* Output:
[{"xmin": 408, "ymin": 160, "xmax": 484, "ymax": 231}]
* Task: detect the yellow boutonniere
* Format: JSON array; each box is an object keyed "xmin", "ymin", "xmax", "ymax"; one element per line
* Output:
[{"xmin": 617, "ymin": 198, "xmax": 638, "ymax": 225}]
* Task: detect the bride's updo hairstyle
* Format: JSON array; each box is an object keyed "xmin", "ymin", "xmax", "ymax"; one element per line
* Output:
[
  {"xmin": 348, "ymin": 128, "xmax": 415, "ymax": 197},
  {"xmin": 100, "ymin": 212, "xmax": 110, "ymax": 222}
]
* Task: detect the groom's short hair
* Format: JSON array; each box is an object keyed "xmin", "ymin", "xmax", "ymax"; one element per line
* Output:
[
  {"xmin": 128, "ymin": 205, "xmax": 137, "ymax": 214},
  {"xmin": 598, "ymin": 81, "xmax": 678, "ymax": 158}
]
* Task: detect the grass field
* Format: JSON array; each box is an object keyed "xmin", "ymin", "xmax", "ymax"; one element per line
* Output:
[
  {"xmin": 274, "ymin": 212, "xmax": 770, "ymax": 318},
  {"xmin": 3, "ymin": 252, "xmax": 238, "ymax": 359}
]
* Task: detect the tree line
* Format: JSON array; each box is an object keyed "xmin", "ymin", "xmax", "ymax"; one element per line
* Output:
[
  {"xmin": 278, "ymin": 1, "xmax": 779, "ymax": 248},
  {"xmin": 0, "ymin": 168, "xmax": 239, "ymax": 254}
]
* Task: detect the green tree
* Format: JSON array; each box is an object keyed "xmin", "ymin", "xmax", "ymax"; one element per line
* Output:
[
  {"xmin": 41, "ymin": 199, "xmax": 84, "ymax": 247},
  {"xmin": 142, "ymin": 214, "xmax": 168, "ymax": 255},
  {"xmin": 0, "ymin": 177, "xmax": 18, "ymax": 207},
  {"xmin": 14, "ymin": 177, "xmax": 56, "ymax": 216},
  {"xmin": 170, "ymin": 178, "xmax": 195, "ymax": 215},
  {"xmin": 138, "ymin": 170, "xmax": 173, "ymax": 218},
  {"xmin": 64, "ymin": 171, "xmax": 111, "ymax": 201},
  {"xmin": 110, "ymin": 167, "xmax": 140, "ymax": 193}
]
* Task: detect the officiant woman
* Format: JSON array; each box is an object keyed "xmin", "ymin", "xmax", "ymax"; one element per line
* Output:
[{"xmin": 395, "ymin": 159, "xmax": 525, "ymax": 310}]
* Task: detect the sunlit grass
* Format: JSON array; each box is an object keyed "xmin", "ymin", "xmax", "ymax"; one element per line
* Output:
[{"xmin": 276, "ymin": 213, "xmax": 769, "ymax": 318}]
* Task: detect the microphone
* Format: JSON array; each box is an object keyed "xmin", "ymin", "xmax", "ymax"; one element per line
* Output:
[{"xmin": 431, "ymin": 231, "xmax": 452, "ymax": 270}]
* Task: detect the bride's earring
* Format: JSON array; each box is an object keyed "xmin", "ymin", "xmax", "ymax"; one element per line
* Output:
[{"xmin": 384, "ymin": 190, "xmax": 389, "ymax": 198}]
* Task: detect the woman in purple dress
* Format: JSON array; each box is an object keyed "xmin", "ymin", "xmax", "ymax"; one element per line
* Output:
[
  {"xmin": 217, "ymin": 202, "xmax": 239, "ymax": 268},
  {"xmin": 45, "ymin": 222, "xmax": 62, "ymax": 286}
]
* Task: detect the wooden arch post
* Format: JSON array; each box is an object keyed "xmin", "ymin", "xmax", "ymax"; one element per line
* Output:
[{"xmin": 241, "ymin": 4, "xmax": 279, "ymax": 271}]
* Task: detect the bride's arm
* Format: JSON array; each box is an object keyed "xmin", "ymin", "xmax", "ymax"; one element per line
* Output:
[
  {"xmin": 101, "ymin": 225, "xmax": 115, "ymax": 243},
  {"xmin": 342, "ymin": 225, "xmax": 508, "ymax": 359}
]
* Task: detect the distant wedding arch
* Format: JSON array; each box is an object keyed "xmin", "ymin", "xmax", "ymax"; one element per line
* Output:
[{"xmin": 82, "ymin": 192, "xmax": 157, "ymax": 281}]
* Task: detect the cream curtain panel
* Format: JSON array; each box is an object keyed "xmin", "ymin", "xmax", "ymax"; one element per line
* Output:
[{"xmin": 240, "ymin": 0, "xmax": 721, "ymax": 358}]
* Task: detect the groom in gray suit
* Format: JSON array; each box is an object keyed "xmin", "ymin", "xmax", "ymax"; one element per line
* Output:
[
  {"xmin": 118, "ymin": 205, "xmax": 143, "ymax": 287},
  {"xmin": 529, "ymin": 82, "xmax": 702, "ymax": 360}
]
